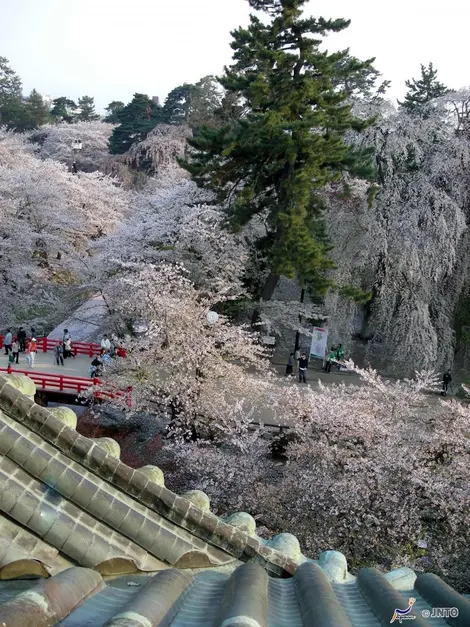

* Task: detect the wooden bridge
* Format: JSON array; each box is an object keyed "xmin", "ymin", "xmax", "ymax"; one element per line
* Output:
[{"xmin": 0, "ymin": 336, "xmax": 130, "ymax": 405}]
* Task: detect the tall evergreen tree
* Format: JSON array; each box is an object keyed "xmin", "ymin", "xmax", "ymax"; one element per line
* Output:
[
  {"xmin": 399, "ymin": 63, "xmax": 449, "ymax": 116},
  {"xmin": 108, "ymin": 93, "xmax": 163, "ymax": 154},
  {"xmin": 104, "ymin": 100, "xmax": 124, "ymax": 123},
  {"xmin": 163, "ymin": 76, "xmax": 222, "ymax": 129},
  {"xmin": 22, "ymin": 89, "xmax": 51, "ymax": 129},
  {"xmin": 182, "ymin": 0, "xmax": 376, "ymax": 299},
  {"xmin": 77, "ymin": 95, "xmax": 100, "ymax": 121},
  {"xmin": 50, "ymin": 97, "xmax": 78, "ymax": 123},
  {"xmin": 162, "ymin": 84, "xmax": 193, "ymax": 125},
  {"xmin": 0, "ymin": 56, "xmax": 23, "ymax": 128}
]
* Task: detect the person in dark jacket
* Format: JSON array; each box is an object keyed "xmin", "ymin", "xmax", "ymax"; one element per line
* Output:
[
  {"xmin": 54, "ymin": 343, "xmax": 64, "ymax": 366},
  {"xmin": 442, "ymin": 370, "xmax": 452, "ymax": 395},
  {"xmin": 298, "ymin": 352, "xmax": 308, "ymax": 383},
  {"xmin": 285, "ymin": 353, "xmax": 294, "ymax": 377},
  {"xmin": 17, "ymin": 327, "xmax": 26, "ymax": 352}
]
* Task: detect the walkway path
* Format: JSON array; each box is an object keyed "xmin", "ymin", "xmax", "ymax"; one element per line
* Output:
[{"xmin": 0, "ymin": 351, "xmax": 91, "ymax": 379}]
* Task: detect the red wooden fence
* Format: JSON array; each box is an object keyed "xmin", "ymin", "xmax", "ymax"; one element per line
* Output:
[
  {"xmin": 0, "ymin": 336, "xmax": 126, "ymax": 357},
  {"xmin": 0, "ymin": 336, "xmax": 101, "ymax": 357},
  {"xmin": 0, "ymin": 365, "xmax": 132, "ymax": 407}
]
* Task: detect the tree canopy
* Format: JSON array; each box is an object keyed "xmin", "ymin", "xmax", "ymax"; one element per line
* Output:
[
  {"xmin": 77, "ymin": 95, "xmax": 100, "ymax": 121},
  {"xmin": 399, "ymin": 62, "xmax": 449, "ymax": 116},
  {"xmin": 104, "ymin": 100, "xmax": 124, "ymax": 124},
  {"xmin": 181, "ymin": 0, "xmax": 377, "ymax": 298},
  {"xmin": 50, "ymin": 97, "xmax": 78, "ymax": 123},
  {"xmin": 0, "ymin": 56, "xmax": 23, "ymax": 128},
  {"xmin": 108, "ymin": 93, "xmax": 163, "ymax": 154}
]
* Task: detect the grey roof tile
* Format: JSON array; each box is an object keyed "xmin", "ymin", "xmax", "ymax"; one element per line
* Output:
[
  {"xmin": 0, "ymin": 563, "xmax": 468, "ymax": 627},
  {"xmin": 0, "ymin": 373, "xmax": 468, "ymax": 627}
]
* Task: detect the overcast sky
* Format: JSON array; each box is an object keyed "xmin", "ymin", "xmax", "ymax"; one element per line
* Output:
[{"xmin": 3, "ymin": 0, "xmax": 468, "ymax": 112}]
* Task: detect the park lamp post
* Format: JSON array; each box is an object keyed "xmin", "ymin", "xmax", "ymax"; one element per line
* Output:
[
  {"xmin": 72, "ymin": 139, "xmax": 82, "ymax": 153},
  {"xmin": 71, "ymin": 139, "xmax": 82, "ymax": 174}
]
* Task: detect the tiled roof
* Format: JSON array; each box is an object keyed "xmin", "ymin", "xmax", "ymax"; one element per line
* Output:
[
  {"xmin": 0, "ymin": 374, "xmax": 301, "ymax": 578},
  {"xmin": 1, "ymin": 561, "xmax": 470, "ymax": 626},
  {"xmin": 0, "ymin": 373, "xmax": 469, "ymax": 626}
]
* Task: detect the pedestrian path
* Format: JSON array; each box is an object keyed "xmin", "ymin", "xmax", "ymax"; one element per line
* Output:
[{"xmin": 0, "ymin": 350, "xmax": 91, "ymax": 379}]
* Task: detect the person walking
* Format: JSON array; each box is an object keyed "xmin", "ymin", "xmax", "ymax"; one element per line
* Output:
[
  {"xmin": 64, "ymin": 337, "xmax": 75, "ymax": 359},
  {"xmin": 285, "ymin": 353, "xmax": 294, "ymax": 377},
  {"xmin": 54, "ymin": 343, "xmax": 64, "ymax": 366},
  {"xmin": 11, "ymin": 340, "xmax": 20, "ymax": 364},
  {"xmin": 26, "ymin": 337, "xmax": 37, "ymax": 368},
  {"xmin": 298, "ymin": 352, "xmax": 308, "ymax": 383},
  {"xmin": 62, "ymin": 329, "xmax": 72, "ymax": 359},
  {"xmin": 442, "ymin": 369, "xmax": 452, "ymax": 396},
  {"xmin": 3, "ymin": 329, "xmax": 12, "ymax": 355},
  {"xmin": 17, "ymin": 327, "xmax": 26, "ymax": 352}
]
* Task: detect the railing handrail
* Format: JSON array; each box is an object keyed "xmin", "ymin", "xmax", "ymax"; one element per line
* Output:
[
  {"xmin": 0, "ymin": 366, "xmax": 131, "ymax": 406},
  {"xmin": 0, "ymin": 335, "xmax": 104, "ymax": 357}
]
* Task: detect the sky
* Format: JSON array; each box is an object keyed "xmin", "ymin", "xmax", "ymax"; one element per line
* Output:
[{"xmin": 2, "ymin": 0, "xmax": 469, "ymax": 113}]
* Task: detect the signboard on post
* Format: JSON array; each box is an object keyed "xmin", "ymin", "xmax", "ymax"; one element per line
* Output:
[{"xmin": 310, "ymin": 327, "xmax": 328, "ymax": 359}]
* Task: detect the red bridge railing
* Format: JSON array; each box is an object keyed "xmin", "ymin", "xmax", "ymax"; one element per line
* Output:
[
  {"xmin": 0, "ymin": 336, "xmax": 126, "ymax": 358},
  {"xmin": 0, "ymin": 365, "xmax": 132, "ymax": 407},
  {"xmin": 0, "ymin": 336, "xmax": 102, "ymax": 357}
]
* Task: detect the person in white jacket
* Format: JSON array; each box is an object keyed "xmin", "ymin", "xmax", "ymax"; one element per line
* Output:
[{"xmin": 101, "ymin": 334, "xmax": 111, "ymax": 353}]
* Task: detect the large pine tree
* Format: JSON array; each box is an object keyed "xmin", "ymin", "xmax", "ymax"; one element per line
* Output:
[
  {"xmin": 77, "ymin": 95, "xmax": 100, "ymax": 121},
  {"xmin": 399, "ymin": 63, "xmax": 449, "ymax": 116},
  {"xmin": 104, "ymin": 100, "xmax": 124, "ymax": 124},
  {"xmin": 182, "ymin": 0, "xmax": 376, "ymax": 299},
  {"xmin": 0, "ymin": 56, "xmax": 23, "ymax": 128},
  {"xmin": 108, "ymin": 93, "xmax": 163, "ymax": 154},
  {"xmin": 50, "ymin": 97, "xmax": 78, "ymax": 123}
]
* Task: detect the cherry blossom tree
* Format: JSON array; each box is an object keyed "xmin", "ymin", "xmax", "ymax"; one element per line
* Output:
[
  {"xmin": 170, "ymin": 364, "xmax": 470, "ymax": 591},
  {"xmin": 324, "ymin": 93, "xmax": 470, "ymax": 375},
  {"xmin": 98, "ymin": 261, "xmax": 277, "ymax": 440},
  {"xmin": 30, "ymin": 120, "xmax": 114, "ymax": 172},
  {"xmin": 98, "ymin": 176, "xmax": 248, "ymax": 297},
  {"xmin": 0, "ymin": 130, "xmax": 129, "ymax": 326}
]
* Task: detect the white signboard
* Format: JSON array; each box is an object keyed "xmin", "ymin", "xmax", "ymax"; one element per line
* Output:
[{"xmin": 310, "ymin": 327, "xmax": 328, "ymax": 359}]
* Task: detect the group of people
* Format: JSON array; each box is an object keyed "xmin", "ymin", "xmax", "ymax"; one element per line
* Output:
[
  {"xmin": 53, "ymin": 329, "xmax": 76, "ymax": 366},
  {"xmin": 285, "ymin": 351, "xmax": 310, "ymax": 383},
  {"xmin": 3, "ymin": 327, "xmax": 37, "ymax": 367},
  {"xmin": 284, "ymin": 342, "xmax": 345, "ymax": 383},
  {"xmin": 89, "ymin": 334, "xmax": 115, "ymax": 377}
]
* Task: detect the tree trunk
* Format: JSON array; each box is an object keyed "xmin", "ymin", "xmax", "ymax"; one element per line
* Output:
[
  {"xmin": 293, "ymin": 287, "xmax": 305, "ymax": 353},
  {"xmin": 251, "ymin": 273, "xmax": 280, "ymax": 326}
]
